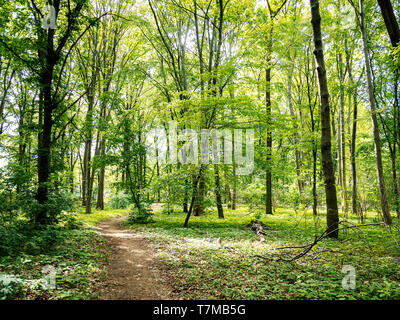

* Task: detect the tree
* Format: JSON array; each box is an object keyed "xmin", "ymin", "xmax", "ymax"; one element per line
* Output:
[
  {"xmin": 310, "ymin": 0, "xmax": 339, "ymax": 238},
  {"xmin": 25, "ymin": 1, "xmax": 90, "ymax": 224},
  {"xmin": 263, "ymin": 0, "xmax": 288, "ymax": 215},
  {"xmin": 352, "ymin": 0, "xmax": 392, "ymax": 225}
]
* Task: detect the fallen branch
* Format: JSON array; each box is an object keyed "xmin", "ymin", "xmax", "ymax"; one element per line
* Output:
[{"xmin": 258, "ymin": 222, "xmax": 384, "ymax": 262}]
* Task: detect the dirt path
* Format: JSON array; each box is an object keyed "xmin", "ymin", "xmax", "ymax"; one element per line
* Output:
[{"xmin": 95, "ymin": 215, "xmax": 175, "ymax": 300}]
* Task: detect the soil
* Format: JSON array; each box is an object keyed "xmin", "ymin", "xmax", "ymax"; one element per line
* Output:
[{"xmin": 95, "ymin": 214, "xmax": 176, "ymax": 300}]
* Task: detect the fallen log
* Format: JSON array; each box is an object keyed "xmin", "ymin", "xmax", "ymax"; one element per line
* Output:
[{"xmin": 246, "ymin": 219, "xmax": 275, "ymax": 237}]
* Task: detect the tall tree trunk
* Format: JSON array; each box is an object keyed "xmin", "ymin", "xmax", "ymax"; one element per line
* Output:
[
  {"xmin": 310, "ymin": 0, "xmax": 339, "ymax": 238},
  {"xmin": 337, "ymin": 116, "xmax": 342, "ymax": 192},
  {"xmin": 0, "ymin": 60, "xmax": 15, "ymax": 135},
  {"xmin": 380, "ymin": 77, "xmax": 400, "ymax": 218},
  {"xmin": 70, "ymin": 151, "xmax": 75, "ymax": 194},
  {"xmin": 214, "ymin": 164, "xmax": 224, "ymax": 219},
  {"xmin": 287, "ymin": 70, "xmax": 303, "ymax": 198},
  {"xmin": 359, "ymin": 0, "xmax": 392, "ymax": 225},
  {"xmin": 35, "ymin": 60, "xmax": 55, "ymax": 225},
  {"xmin": 96, "ymin": 168, "xmax": 105, "ymax": 210},
  {"xmin": 224, "ymin": 166, "xmax": 232, "ymax": 208},
  {"xmin": 309, "ymin": 95, "xmax": 318, "ymax": 217},
  {"xmin": 266, "ymin": 66, "xmax": 273, "ymax": 215},
  {"xmin": 395, "ymin": 73, "xmax": 400, "ymax": 220},
  {"xmin": 85, "ymin": 130, "xmax": 100, "ymax": 214},
  {"xmin": 96, "ymin": 138, "xmax": 105, "ymax": 210},
  {"xmin": 346, "ymin": 47, "xmax": 359, "ymax": 217},
  {"xmin": 306, "ymin": 45, "xmax": 318, "ymax": 216},
  {"xmin": 16, "ymin": 94, "xmax": 27, "ymax": 193},
  {"xmin": 82, "ymin": 110, "xmax": 93, "ymax": 207},
  {"xmin": 389, "ymin": 145, "xmax": 400, "ymax": 218},
  {"xmin": 232, "ymin": 163, "xmax": 237, "ymax": 210},
  {"xmin": 193, "ymin": 172, "xmax": 205, "ymax": 216},
  {"xmin": 338, "ymin": 53, "xmax": 348, "ymax": 215},
  {"xmin": 184, "ymin": 165, "xmax": 204, "ymax": 227},
  {"xmin": 155, "ymin": 143, "xmax": 160, "ymax": 202}
]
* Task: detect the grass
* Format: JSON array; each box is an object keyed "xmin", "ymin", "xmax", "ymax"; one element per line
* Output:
[
  {"xmin": 0, "ymin": 208, "xmax": 129, "ymax": 300},
  {"xmin": 75, "ymin": 207, "xmax": 129, "ymax": 226},
  {"xmin": 126, "ymin": 206, "xmax": 400, "ymax": 300}
]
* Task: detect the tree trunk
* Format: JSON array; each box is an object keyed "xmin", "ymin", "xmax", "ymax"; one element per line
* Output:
[
  {"xmin": 310, "ymin": 0, "xmax": 339, "ymax": 238},
  {"xmin": 96, "ymin": 168, "xmax": 105, "ymax": 210},
  {"xmin": 345, "ymin": 44, "xmax": 359, "ymax": 217},
  {"xmin": 184, "ymin": 165, "xmax": 204, "ymax": 227},
  {"xmin": 338, "ymin": 52, "xmax": 348, "ymax": 215},
  {"xmin": 337, "ymin": 116, "xmax": 342, "ymax": 192},
  {"xmin": 389, "ymin": 145, "xmax": 400, "ymax": 217},
  {"xmin": 265, "ymin": 66, "xmax": 273, "ymax": 215},
  {"xmin": 82, "ymin": 123, "xmax": 92, "ymax": 207},
  {"xmin": 193, "ymin": 171, "xmax": 205, "ymax": 216},
  {"xmin": 306, "ymin": 45, "xmax": 318, "ymax": 216},
  {"xmin": 309, "ymin": 95, "xmax": 318, "ymax": 217},
  {"xmin": 232, "ymin": 163, "xmax": 237, "ymax": 210},
  {"xmin": 96, "ymin": 138, "xmax": 105, "ymax": 210},
  {"xmin": 35, "ymin": 60, "xmax": 55, "ymax": 225},
  {"xmin": 287, "ymin": 70, "xmax": 304, "ymax": 198},
  {"xmin": 377, "ymin": 0, "xmax": 400, "ymax": 48},
  {"xmin": 214, "ymin": 164, "xmax": 224, "ymax": 219},
  {"xmin": 359, "ymin": 0, "xmax": 392, "ymax": 225},
  {"xmin": 224, "ymin": 166, "xmax": 232, "ymax": 208}
]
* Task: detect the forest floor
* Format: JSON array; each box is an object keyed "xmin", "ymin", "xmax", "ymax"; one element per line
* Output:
[
  {"xmin": 2, "ymin": 206, "xmax": 400, "ymax": 300},
  {"xmin": 126, "ymin": 206, "xmax": 400, "ymax": 299},
  {"xmin": 95, "ymin": 215, "xmax": 175, "ymax": 299}
]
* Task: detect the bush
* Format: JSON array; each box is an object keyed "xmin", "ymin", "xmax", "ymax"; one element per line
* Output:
[
  {"xmin": 58, "ymin": 213, "xmax": 83, "ymax": 230},
  {"xmin": 24, "ymin": 191, "xmax": 76, "ymax": 226},
  {"xmin": 109, "ymin": 192, "xmax": 131, "ymax": 209},
  {"xmin": 34, "ymin": 225, "xmax": 64, "ymax": 250},
  {"xmin": 0, "ymin": 226, "xmax": 25, "ymax": 256},
  {"xmin": 129, "ymin": 202, "xmax": 153, "ymax": 224},
  {"xmin": 0, "ymin": 224, "xmax": 65, "ymax": 257}
]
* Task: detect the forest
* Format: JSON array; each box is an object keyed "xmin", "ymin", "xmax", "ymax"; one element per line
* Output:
[{"xmin": 0, "ymin": 0, "xmax": 400, "ymax": 301}]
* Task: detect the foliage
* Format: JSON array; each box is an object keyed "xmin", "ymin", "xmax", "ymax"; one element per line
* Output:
[
  {"xmin": 109, "ymin": 192, "xmax": 131, "ymax": 209},
  {"xmin": 128, "ymin": 202, "xmax": 153, "ymax": 224}
]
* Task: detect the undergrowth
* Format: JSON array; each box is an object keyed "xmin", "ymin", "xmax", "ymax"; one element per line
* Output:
[
  {"xmin": 126, "ymin": 207, "xmax": 400, "ymax": 300},
  {"xmin": 0, "ymin": 208, "xmax": 129, "ymax": 300}
]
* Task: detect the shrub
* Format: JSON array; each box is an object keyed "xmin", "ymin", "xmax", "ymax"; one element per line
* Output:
[
  {"xmin": 35, "ymin": 225, "xmax": 65, "ymax": 250},
  {"xmin": 25, "ymin": 191, "xmax": 76, "ymax": 226},
  {"xmin": 0, "ymin": 226, "xmax": 25, "ymax": 257},
  {"xmin": 0, "ymin": 224, "xmax": 65, "ymax": 257},
  {"xmin": 109, "ymin": 192, "xmax": 131, "ymax": 209},
  {"xmin": 58, "ymin": 213, "xmax": 83, "ymax": 230},
  {"xmin": 129, "ymin": 202, "xmax": 153, "ymax": 224}
]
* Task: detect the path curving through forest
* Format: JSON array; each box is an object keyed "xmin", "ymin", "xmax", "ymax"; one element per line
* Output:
[{"xmin": 95, "ymin": 215, "xmax": 175, "ymax": 300}]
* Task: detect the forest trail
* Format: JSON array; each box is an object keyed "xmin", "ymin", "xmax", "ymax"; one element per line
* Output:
[{"xmin": 95, "ymin": 211, "xmax": 175, "ymax": 300}]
